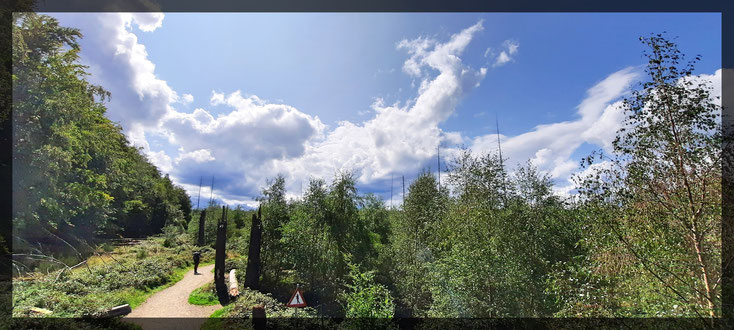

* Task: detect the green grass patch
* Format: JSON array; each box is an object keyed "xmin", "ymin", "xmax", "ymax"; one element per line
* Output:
[
  {"xmin": 201, "ymin": 304, "xmax": 234, "ymax": 330},
  {"xmin": 210, "ymin": 304, "xmax": 234, "ymax": 318},
  {"xmin": 188, "ymin": 281, "xmax": 219, "ymax": 306}
]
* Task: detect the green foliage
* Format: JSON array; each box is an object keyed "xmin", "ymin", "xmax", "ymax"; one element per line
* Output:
[
  {"xmin": 389, "ymin": 171, "xmax": 447, "ymax": 316},
  {"xmin": 259, "ymin": 175, "xmax": 290, "ymax": 285},
  {"xmin": 422, "ymin": 154, "xmax": 582, "ymax": 318},
  {"xmin": 162, "ymin": 224, "xmax": 185, "ymax": 248},
  {"xmin": 340, "ymin": 257, "xmax": 395, "ymax": 318},
  {"xmin": 11, "ymin": 13, "xmax": 193, "ymax": 271},
  {"xmin": 574, "ymin": 33, "xmax": 722, "ymax": 317}
]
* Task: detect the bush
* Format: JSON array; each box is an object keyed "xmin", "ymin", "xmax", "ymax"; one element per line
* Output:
[
  {"xmin": 162, "ymin": 224, "xmax": 185, "ymax": 248},
  {"xmin": 340, "ymin": 258, "xmax": 395, "ymax": 318}
]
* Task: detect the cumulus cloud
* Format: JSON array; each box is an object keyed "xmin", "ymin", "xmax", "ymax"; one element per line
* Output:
[
  {"xmin": 179, "ymin": 93, "xmax": 194, "ymax": 105},
  {"xmin": 52, "ymin": 13, "xmax": 181, "ymax": 147},
  {"xmin": 129, "ymin": 13, "xmax": 164, "ymax": 32},
  {"xmin": 176, "ymin": 149, "xmax": 216, "ymax": 163},
  {"xmin": 267, "ymin": 21, "xmax": 488, "ymax": 189},
  {"xmin": 157, "ymin": 90, "xmax": 327, "ymax": 200}
]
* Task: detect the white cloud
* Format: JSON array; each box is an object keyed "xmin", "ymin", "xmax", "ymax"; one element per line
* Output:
[
  {"xmin": 469, "ymin": 66, "xmax": 640, "ymax": 190},
  {"xmin": 504, "ymin": 40, "xmax": 519, "ymax": 55},
  {"xmin": 148, "ymin": 150, "xmax": 173, "ymax": 174},
  {"xmin": 51, "ymin": 13, "xmax": 183, "ymax": 152},
  {"xmin": 267, "ymin": 21, "xmax": 488, "ymax": 188},
  {"xmin": 163, "ymin": 91, "xmax": 326, "ymax": 162},
  {"xmin": 129, "ymin": 13, "xmax": 164, "ymax": 32},
  {"xmin": 180, "ymin": 93, "xmax": 194, "ymax": 104},
  {"xmin": 494, "ymin": 52, "xmax": 511, "ymax": 67},
  {"xmin": 484, "ymin": 67, "xmax": 721, "ymax": 197},
  {"xmin": 176, "ymin": 149, "xmax": 215, "ymax": 163},
  {"xmin": 493, "ymin": 39, "xmax": 519, "ymax": 67}
]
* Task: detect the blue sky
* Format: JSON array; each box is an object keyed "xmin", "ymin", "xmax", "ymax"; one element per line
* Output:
[{"xmin": 48, "ymin": 13, "xmax": 721, "ymax": 207}]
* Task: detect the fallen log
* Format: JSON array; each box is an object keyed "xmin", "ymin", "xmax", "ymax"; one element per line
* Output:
[
  {"xmin": 29, "ymin": 307, "xmax": 53, "ymax": 315},
  {"xmin": 229, "ymin": 269, "xmax": 239, "ymax": 297},
  {"xmin": 97, "ymin": 304, "xmax": 131, "ymax": 317}
]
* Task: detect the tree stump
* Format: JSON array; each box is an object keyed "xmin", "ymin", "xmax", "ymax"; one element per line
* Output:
[
  {"xmin": 245, "ymin": 207, "xmax": 262, "ymax": 290},
  {"xmin": 252, "ymin": 305, "xmax": 266, "ymax": 330}
]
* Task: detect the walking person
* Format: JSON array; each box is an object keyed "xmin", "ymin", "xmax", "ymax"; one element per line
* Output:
[{"xmin": 193, "ymin": 250, "xmax": 201, "ymax": 275}]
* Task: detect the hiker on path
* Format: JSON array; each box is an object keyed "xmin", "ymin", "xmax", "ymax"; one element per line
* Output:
[{"xmin": 193, "ymin": 251, "xmax": 201, "ymax": 275}]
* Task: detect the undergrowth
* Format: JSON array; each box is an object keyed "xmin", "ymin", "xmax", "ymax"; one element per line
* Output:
[{"xmin": 12, "ymin": 234, "xmax": 214, "ymax": 318}]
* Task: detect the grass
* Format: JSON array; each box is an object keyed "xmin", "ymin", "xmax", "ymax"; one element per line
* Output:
[
  {"xmin": 188, "ymin": 281, "xmax": 219, "ymax": 306},
  {"xmin": 209, "ymin": 304, "xmax": 233, "ymax": 318}
]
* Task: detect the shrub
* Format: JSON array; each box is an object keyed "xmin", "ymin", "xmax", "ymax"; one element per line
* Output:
[{"xmin": 340, "ymin": 258, "xmax": 395, "ymax": 318}]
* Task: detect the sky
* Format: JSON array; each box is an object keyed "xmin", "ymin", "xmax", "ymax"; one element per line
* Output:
[{"xmin": 46, "ymin": 13, "xmax": 722, "ymax": 208}]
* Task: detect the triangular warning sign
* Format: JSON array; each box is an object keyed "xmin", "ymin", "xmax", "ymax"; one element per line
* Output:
[{"xmin": 286, "ymin": 288, "xmax": 307, "ymax": 307}]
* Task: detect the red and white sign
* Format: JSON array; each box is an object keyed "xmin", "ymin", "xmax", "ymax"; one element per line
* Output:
[{"xmin": 286, "ymin": 288, "xmax": 307, "ymax": 308}]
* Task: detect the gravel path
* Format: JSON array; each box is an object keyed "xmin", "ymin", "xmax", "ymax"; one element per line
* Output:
[{"xmin": 124, "ymin": 263, "xmax": 222, "ymax": 330}]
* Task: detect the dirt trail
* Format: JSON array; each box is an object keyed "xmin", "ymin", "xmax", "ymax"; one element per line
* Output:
[{"xmin": 124, "ymin": 263, "xmax": 222, "ymax": 330}]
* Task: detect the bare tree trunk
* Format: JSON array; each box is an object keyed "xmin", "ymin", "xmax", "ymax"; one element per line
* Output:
[
  {"xmin": 245, "ymin": 207, "xmax": 262, "ymax": 290},
  {"xmin": 197, "ymin": 210, "xmax": 207, "ymax": 246},
  {"xmin": 214, "ymin": 206, "xmax": 228, "ymax": 302},
  {"xmin": 691, "ymin": 225, "xmax": 715, "ymax": 318}
]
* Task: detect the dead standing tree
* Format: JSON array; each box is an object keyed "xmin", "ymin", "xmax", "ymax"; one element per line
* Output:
[
  {"xmin": 197, "ymin": 210, "xmax": 207, "ymax": 246},
  {"xmin": 245, "ymin": 207, "xmax": 262, "ymax": 290},
  {"xmin": 214, "ymin": 205, "xmax": 228, "ymax": 302}
]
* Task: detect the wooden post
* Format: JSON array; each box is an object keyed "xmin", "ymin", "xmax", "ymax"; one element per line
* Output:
[
  {"xmin": 245, "ymin": 207, "xmax": 262, "ymax": 290},
  {"xmin": 252, "ymin": 305, "xmax": 266, "ymax": 330},
  {"xmin": 197, "ymin": 210, "xmax": 207, "ymax": 246},
  {"xmin": 229, "ymin": 269, "xmax": 239, "ymax": 297},
  {"xmin": 214, "ymin": 206, "xmax": 228, "ymax": 301}
]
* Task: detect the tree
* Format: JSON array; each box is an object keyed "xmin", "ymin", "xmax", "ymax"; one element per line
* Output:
[
  {"xmin": 258, "ymin": 175, "xmax": 289, "ymax": 284},
  {"xmin": 390, "ymin": 171, "xmax": 447, "ymax": 316},
  {"xmin": 577, "ymin": 33, "xmax": 722, "ymax": 318},
  {"xmin": 11, "ymin": 13, "xmax": 191, "ymax": 269}
]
